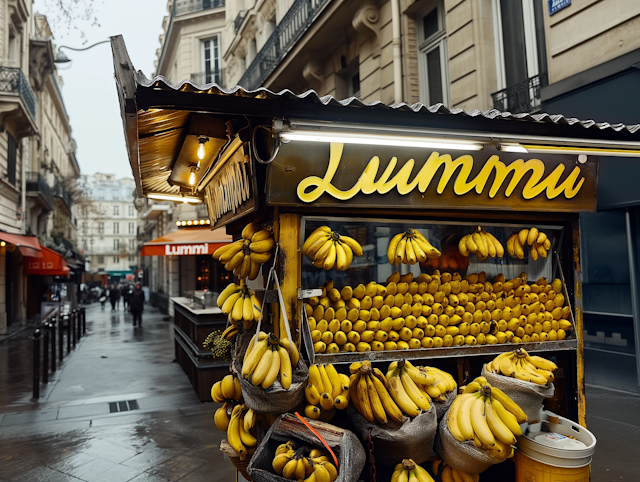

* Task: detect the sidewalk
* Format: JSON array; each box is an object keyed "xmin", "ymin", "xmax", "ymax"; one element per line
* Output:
[{"xmin": 0, "ymin": 303, "xmax": 232, "ymax": 482}]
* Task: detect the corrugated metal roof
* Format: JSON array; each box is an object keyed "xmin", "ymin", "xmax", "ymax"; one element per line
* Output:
[{"xmin": 135, "ymin": 73, "xmax": 640, "ymax": 135}]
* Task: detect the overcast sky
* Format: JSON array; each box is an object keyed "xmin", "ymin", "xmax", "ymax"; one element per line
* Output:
[{"xmin": 33, "ymin": 0, "xmax": 167, "ymax": 180}]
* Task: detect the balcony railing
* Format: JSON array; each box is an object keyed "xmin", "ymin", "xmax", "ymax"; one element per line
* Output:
[
  {"xmin": 0, "ymin": 66, "xmax": 37, "ymax": 121},
  {"xmin": 26, "ymin": 172, "xmax": 54, "ymax": 209},
  {"xmin": 54, "ymin": 177, "xmax": 72, "ymax": 208},
  {"xmin": 174, "ymin": 0, "xmax": 224, "ymax": 16},
  {"xmin": 190, "ymin": 70, "xmax": 223, "ymax": 86},
  {"xmin": 239, "ymin": 0, "xmax": 330, "ymax": 90},
  {"xmin": 491, "ymin": 72, "xmax": 548, "ymax": 114}
]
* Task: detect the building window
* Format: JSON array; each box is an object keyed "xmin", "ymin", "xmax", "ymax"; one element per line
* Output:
[
  {"xmin": 97, "ymin": 189, "xmax": 105, "ymax": 200},
  {"xmin": 7, "ymin": 133, "xmax": 16, "ymax": 186},
  {"xmin": 98, "ymin": 222, "xmax": 104, "ymax": 234},
  {"xmin": 114, "ymin": 239, "xmax": 119, "ymax": 250},
  {"xmin": 202, "ymin": 36, "xmax": 221, "ymax": 83},
  {"xmin": 113, "ymin": 222, "xmax": 119, "ymax": 234},
  {"xmin": 129, "ymin": 239, "xmax": 135, "ymax": 250},
  {"xmin": 112, "ymin": 190, "xmax": 119, "ymax": 200},
  {"xmin": 417, "ymin": 3, "xmax": 448, "ymax": 106},
  {"xmin": 98, "ymin": 255, "xmax": 105, "ymax": 264},
  {"xmin": 113, "ymin": 255, "xmax": 119, "ymax": 264},
  {"xmin": 129, "ymin": 222, "xmax": 135, "ymax": 234},
  {"xmin": 336, "ymin": 57, "xmax": 360, "ymax": 99},
  {"xmin": 128, "ymin": 205, "xmax": 134, "ymax": 216},
  {"xmin": 82, "ymin": 239, "xmax": 87, "ymax": 250},
  {"xmin": 82, "ymin": 222, "xmax": 87, "ymax": 234},
  {"xmin": 114, "ymin": 205, "xmax": 119, "ymax": 216}
]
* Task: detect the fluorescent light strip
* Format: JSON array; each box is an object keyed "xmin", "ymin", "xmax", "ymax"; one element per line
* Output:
[
  {"xmin": 280, "ymin": 130, "xmax": 484, "ymax": 151},
  {"xmin": 499, "ymin": 143, "xmax": 528, "ymax": 153},
  {"xmin": 522, "ymin": 145, "xmax": 640, "ymax": 158},
  {"xmin": 147, "ymin": 193, "xmax": 202, "ymax": 204}
]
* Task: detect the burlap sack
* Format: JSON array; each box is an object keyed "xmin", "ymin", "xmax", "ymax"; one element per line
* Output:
[
  {"xmin": 434, "ymin": 390, "xmax": 457, "ymax": 421},
  {"xmin": 232, "ymin": 330, "xmax": 308, "ymax": 414},
  {"xmin": 247, "ymin": 413, "xmax": 366, "ymax": 482},
  {"xmin": 346, "ymin": 403, "xmax": 437, "ymax": 467},
  {"xmin": 435, "ymin": 415, "xmax": 499, "ymax": 474},
  {"xmin": 481, "ymin": 364, "xmax": 554, "ymax": 424}
]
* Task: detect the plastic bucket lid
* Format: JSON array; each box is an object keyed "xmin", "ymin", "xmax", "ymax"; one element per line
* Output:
[{"xmin": 517, "ymin": 410, "xmax": 596, "ymax": 468}]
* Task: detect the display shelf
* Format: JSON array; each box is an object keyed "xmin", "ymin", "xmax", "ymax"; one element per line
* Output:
[{"xmin": 310, "ymin": 338, "xmax": 577, "ymax": 364}]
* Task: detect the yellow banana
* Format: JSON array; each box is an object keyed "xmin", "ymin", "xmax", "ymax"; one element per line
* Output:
[
  {"xmin": 243, "ymin": 408, "xmax": 255, "ymax": 432},
  {"xmin": 339, "ymin": 235, "xmax": 363, "ymax": 256},
  {"xmin": 405, "ymin": 236, "xmax": 417, "ymax": 264},
  {"xmin": 212, "ymin": 239, "xmax": 241, "ymax": 260},
  {"xmin": 490, "ymin": 387, "xmax": 527, "ymax": 423},
  {"xmin": 282, "ymin": 458, "xmax": 299, "ymax": 479},
  {"xmin": 314, "ymin": 239, "xmax": 334, "ymax": 263},
  {"xmin": 318, "ymin": 365, "xmax": 333, "ymax": 396},
  {"xmin": 371, "ymin": 372, "xmax": 405, "ymax": 423},
  {"xmin": 214, "ymin": 404, "xmax": 230, "ymax": 431},
  {"xmin": 217, "ymin": 241, "xmax": 244, "ymax": 263},
  {"xmin": 221, "ymin": 375, "xmax": 236, "ymax": 400},
  {"xmin": 307, "ymin": 234, "xmax": 332, "ymax": 259},
  {"xmin": 447, "ymin": 394, "xmax": 468, "ymax": 441},
  {"xmin": 335, "ymin": 242, "xmax": 348, "ymax": 271},
  {"xmin": 395, "ymin": 237, "xmax": 407, "ymax": 265},
  {"xmin": 211, "ymin": 381, "xmax": 225, "ymax": 403},
  {"xmin": 325, "ymin": 364, "xmax": 342, "ymax": 400},
  {"xmin": 249, "ymin": 250, "xmax": 272, "ymax": 264},
  {"xmin": 387, "ymin": 375, "xmax": 420, "ymax": 417},
  {"xmin": 400, "ymin": 370, "xmax": 431, "ymax": 411},
  {"xmin": 239, "ymin": 418, "xmax": 257, "ymax": 447},
  {"xmin": 250, "ymin": 345, "xmax": 273, "ymax": 385},
  {"xmin": 323, "ymin": 242, "xmax": 337, "ymax": 270},
  {"xmin": 217, "ymin": 283, "xmax": 240, "ymax": 307},
  {"xmin": 309, "ymin": 365, "xmax": 325, "ymax": 393},
  {"xmin": 232, "ymin": 296, "xmax": 244, "ymax": 321},
  {"xmin": 492, "ymin": 398, "xmax": 523, "ymax": 436},
  {"xmin": 226, "ymin": 407, "xmax": 246, "ymax": 456},
  {"xmin": 251, "ymin": 229, "xmax": 272, "ymax": 243},
  {"xmin": 279, "ymin": 338, "xmax": 299, "ymax": 367},
  {"xmin": 305, "ymin": 383, "xmax": 322, "ymax": 405},
  {"xmin": 278, "ymin": 345, "xmax": 292, "ymax": 390},
  {"xmin": 241, "ymin": 337, "xmax": 269, "ymax": 377},
  {"xmin": 366, "ymin": 374, "xmax": 388, "ymax": 424},
  {"xmin": 485, "ymin": 397, "xmax": 516, "ymax": 445},
  {"xmin": 413, "ymin": 235, "xmax": 441, "ymax": 259},
  {"xmin": 261, "ymin": 346, "xmax": 281, "ymax": 389},
  {"xmin": 457, "ymin": 392, "xmax": 479, "ymax": 440},
  {"xmin": 250, "ymin": 294, "xmax": 262, "ymax": 321},
  {"xmin": 249, "ymin": 238, "xmax": 275, "ymax": 253},
  {"xmin": 356, "ymin": 375, "xmax": 375, "ymax": 423},
  {"xmin": 470, "ymin": 396, "xmax": 495, "ymax": 447},
  {"xmin": 273, "ymin": 452, "xmax": 294, "ymax": 473},
  {"xmin": 458, "ymin": 235, "xmax": 470, "ymax": 257},
  {"xmin": 222, "ymin": 291, "xmax": 243, "ymax": 314},
  {"xmin": 527, "ymin": 354, "xmax": 558, "ymax": 372},
  {"xmin": 302, "ymin": 227, "xmax": 332, "ymax": 255}
]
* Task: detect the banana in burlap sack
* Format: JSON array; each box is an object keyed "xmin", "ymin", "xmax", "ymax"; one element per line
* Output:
[
  {"xmin": 346, "ymin": 403, "xmax": 437, "ymax": 467},
  {"xmin": 247, "ymin": 413, "xmax": 366, "ymax": 482},
  {"xmin": 481, "ymin": 364, "xmax": 554, "ymax": 424},
  {"xmin": 434, "ymin": 390, "xmax": 457, "ymax": 421},
  {"xmin": 435, "ymin": 414, "xmax": 501, "ymax": 474},
  {"xmin": 232, "ymin": 330, "xmax": 308, "ymax": 414}
]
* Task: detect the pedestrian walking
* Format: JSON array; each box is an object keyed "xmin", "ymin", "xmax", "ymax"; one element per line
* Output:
[
  {"xmin": 109, "ymin": 284, "xmax": 119, "ymax": 312},
  {"xmin": 130, "ymin": 283, "xmax": 145, "ymax": 326},
  {"xmin": 99, "ymin": 287, "xmax": 107, "ymax": 310},
  {"xmin": 121, "ymin": 284, "xmax": 132, "ymax": 311}
]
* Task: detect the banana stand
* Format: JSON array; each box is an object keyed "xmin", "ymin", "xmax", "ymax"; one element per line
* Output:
[{"xmin": 112, "ymin": 34, "xmax": 639, "ymax": 481}]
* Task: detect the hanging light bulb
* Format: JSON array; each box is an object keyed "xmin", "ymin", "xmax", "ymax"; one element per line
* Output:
[
  {"xmin": 197, "ymin": 137, "xmax": 208, "ymax": 160},
  {"xmin": 188, "ymin": 165, "xmax": 198, "ymax": 187}
]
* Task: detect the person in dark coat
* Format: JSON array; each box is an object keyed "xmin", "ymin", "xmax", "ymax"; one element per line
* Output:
[
  {"xmin": 109, "ymin": 284, "xmax": 119, "ymax": 312},
  {"xmin": 130, "ymin": 283, "xmax": 145, "ymax": 326},
  {"xmin": 121, "ymin": 284, "xmax": 132, "ymax": 311}
]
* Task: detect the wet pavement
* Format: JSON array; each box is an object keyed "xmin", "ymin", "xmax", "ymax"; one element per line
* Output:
[
  {"xmin": 0, "ymin": 304, "xmax": 637, "ymax": 481},
  {"xmin": 0, "ymin": 304, "xmax": 231, "ymax": 482}
]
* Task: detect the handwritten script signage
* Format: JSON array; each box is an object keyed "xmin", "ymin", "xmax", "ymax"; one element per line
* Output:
[
  {"xmin": 204, "ymin": 141, "xmax": 257, "ymax": 228},
  {"xmin": 266, "ymin": 142, "xmax": 598, "ymax": 212}
]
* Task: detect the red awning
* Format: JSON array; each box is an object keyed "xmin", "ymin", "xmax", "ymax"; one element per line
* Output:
[
  {"xmin": 141, "ymin": 227, "xmax": 231, "ymax": 256},
  {"xmin": 25, "ymin": 246, "xmax": 70, "ymax": 276},
  {"xmin": 0, "ymin": 232, "xmax": 42, "ymax": 258}
]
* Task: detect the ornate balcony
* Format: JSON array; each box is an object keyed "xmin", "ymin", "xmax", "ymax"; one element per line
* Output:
[
  {"xmin": 0, "ymin": 66, "xmax": 37, "ymax": 137},
  {"xmin": 239, "ymin": 0, "xmax": 331, "ymax": 90},
  {"xmin": 26, "ymin": 172, "xmax": 55, "ymax": 210},
  {"xmin": 174, "ymin": 0, "xmax": 224, "ymax": 16},
  {"xmin": 54, "ymin": 177, "xmax": 72, "ymax": 209},
  {"xmin": 491, "ymin": 72, "xmax": 548, "ymax": 114}
]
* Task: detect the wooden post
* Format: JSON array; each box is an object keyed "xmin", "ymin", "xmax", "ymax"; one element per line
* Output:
[
  {"xmin": 573, "ymin": 220, "xmax": 586, "ymax": 427},
  {"xmin": 278, "ymin": 213, "xmax": 301, "ymax": 345}
]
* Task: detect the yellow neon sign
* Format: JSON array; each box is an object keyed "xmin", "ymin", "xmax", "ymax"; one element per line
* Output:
[{"xmin": 297, "ymin": 143, "xmax": 585, "ymax": 203}]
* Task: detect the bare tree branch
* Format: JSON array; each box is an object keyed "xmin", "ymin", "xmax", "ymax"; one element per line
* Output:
[{"xmin": 37, "ymin": 0, "xmax": 103, "ymax": 42}]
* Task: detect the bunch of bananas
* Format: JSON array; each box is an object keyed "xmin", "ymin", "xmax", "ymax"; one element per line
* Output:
[
  {"xmin": 391, "ymin": 459, "xmax": 435, "ymax": 482},
  {"xmin": 302, "ymin": 226, "xmax": 363, "ymax": 271},
  {"xmin": 241, "ymin": 332, "xmax": 299, "ymax": 390},
  {"xmin": 488, "ymin": 348, "xmax": 558, "ymax": 385},
  {"xmin": 383, "ymin": 360, "xmax": 438, "ymax": 416},
  {"xmin": 203, "ymin": 328, "xmax": 235, "ymax": 360},
  {"xmin": 272, "ymin": 442, "xmax": 338, "ymax": 482},
  {"xmin": 304, "ymin": 364, "xmax": 350, "ymax": 422},
  {"xmin": 388, "ymin": 362, "xmax": 457, "ymax": 402},
  {"xmin": 506, "ymin": 227, "xmax": 551, "ymax": 261},
  {"xmin": 212, "ymin": 375, "xmax": 244, "ymax": 431},
  {"xmin": 213, "ymin": 222, "xmax": 274, "ymax": 280},
  {"xmin": 217, "ymin": 282, "xmax": 263, "ymax": 329},
  {"xmin": 387, "ymin": 228, "xmax": 441, "ymax": 265},
  {"xmin": 348, "ymin": 360, "xmax": 407, "ymax": 424},
  {"xmin": 447, "ymin": 377, "xmax": 527, "ymax": 461},
  {"xmin": 458, "ymin": 226, "xmax": 504, "ymax": 260},
  {"xmin": 431, "ymin": 460, "xmax": 478, "ymax": 482},
  {"xmin": 225, "ymin": 403, "xmax": 261, "ymax": 458},
  {"xmin": 422, "ymin": 247, "xmax": 470, "ymax": 272}
]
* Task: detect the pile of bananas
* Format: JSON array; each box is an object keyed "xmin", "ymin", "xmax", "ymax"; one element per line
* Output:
[
  {"xmin": 302, "ymin": 226, "xmax": 363, "ymax": 271},
  {"xmin": 447, "ymin": 377, "xmax": 527, "ymax": 461},
  {"xmin": 391, "ymin": 459, "xmax": 435, "ymax": 482},
  {"xmin": 241, "ymin": 332, "xmax": 299, "ymax": 390},
  {"xmin": 211, "ymin": 374, "xmax": 243, "ymax": 404},
  {"xmin": 217, "ymin": 282, "xmax": 263, "ymax": 329},
  {"xmin": 388, "ymin": 362, "xmax": 457, "ymax": 402},
  {"xmin": 387, "ymin": 228, "xmax": 441, "ymax": 265},
  {"xmin": 213, "ymin": 222, "xmax": 274, "ymax": 280},
  {"xmin": 304, "ymin": 364, "xmax": 350, "ymax": 422},
  {"xmin": 458, "ymin": 226, "xmax": 504, "ymax": 260},
  {"xmin": 431, "ymin": 460, "xmax": 478, "ymax": 482},
  {"xmin": 488, "ymin": 348, "xmax": 558, "ymax": 385},
  {"xmin": 272, "ymin": 442, "xmax": 338, "ymax": 482},
  {"xmin": 203, "ymin": 328, "xmax": 234, "ymax": 360},
  {"xmin": 506, "ymin": 227, "xmax": 551, "ymax": 261},
  {"xmin": 422, "ymin": 247, "xmax": 470, "ymax": 272}
]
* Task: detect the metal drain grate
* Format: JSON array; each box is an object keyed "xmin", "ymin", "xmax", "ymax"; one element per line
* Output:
[{"xmin": 109, "ymin": 400, "xmax": 140, "ymax": 413}]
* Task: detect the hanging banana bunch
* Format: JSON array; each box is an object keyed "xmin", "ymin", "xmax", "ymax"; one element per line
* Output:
[
  {"xmin": 217, "ymin": 282, "xmax": 263, "ymax": 330},
  {"xmin": 304, "ymin": 363, "xmax": 350, "ymax": 423},
  {"xmin": 487, "ymin": 348, "xmax": 557, "ymax": 385},
  {"xmin": 213, "ymin": 222, "xmax": 274, "ymax": 280},
  {"xmin": 241, "ymin": 333, "xmax": 299, "ymax": 390},
  {"xmin": 302, "ymin": 226, "xmax": 363, "ymax": 271},
  {"xmin": 506, "ymin": 228, "xmax": 551, "ymax": 261},
  {"xmin": 387, "ymin": 228, "xmax": 441, "ymax": 265},
  {"xmin": 458, "ymin": 226, "xmax": 504, "ymax": 260}
]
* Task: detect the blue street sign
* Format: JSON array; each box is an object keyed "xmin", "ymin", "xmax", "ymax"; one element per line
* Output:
[{"xmin": 549, "ymin": 0, "xmax": 571, "ymax": 15}]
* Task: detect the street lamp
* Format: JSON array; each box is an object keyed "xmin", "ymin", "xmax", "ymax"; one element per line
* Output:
[{"xmin": 54, "ymin": 40, "xmax": 111, "ymax": 64}]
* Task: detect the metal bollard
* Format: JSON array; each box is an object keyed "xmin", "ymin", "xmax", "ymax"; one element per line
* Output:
[
  {"xmin": 43, "ymin": 323, "xmax": 50, "ymax": 384},
  {"xmin": 72, "ymin": 309, "xmax": 77, "ymax": 348},
  {"xmin": 82, "ymin": 308, "xmax": 86, "ymax": 335},
  {"xmin": 78, "ymin": 309, "xmax": 83, "ymax": 339},
  {"xmin": 58, "ymin": 313, "xmax": 64, "ymax": 362},
  {"xmin": 51, "ymin": 317, "xmax": 57, "ymax": 372},
  {"xmin": 33, "ymin": 329, "xmax": 41, "ymax": 399},
  {"xmin": 66, "ymin": 314, "xmax": 71, "ymax": 354}
]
